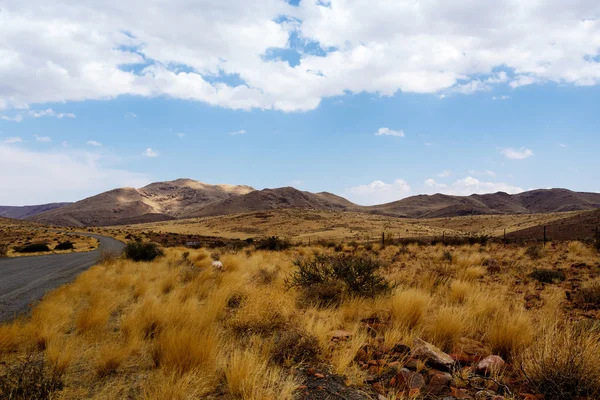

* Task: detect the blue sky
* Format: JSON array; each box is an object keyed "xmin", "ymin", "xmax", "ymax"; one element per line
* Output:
[{"xmin": 1, "ymin": 0, "xmax": 599, "ymax": 205}]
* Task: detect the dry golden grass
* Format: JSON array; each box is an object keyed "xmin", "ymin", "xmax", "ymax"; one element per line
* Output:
[{"xmin": 0, "ymin": 239, "xmax": 598, "ymax": 399}]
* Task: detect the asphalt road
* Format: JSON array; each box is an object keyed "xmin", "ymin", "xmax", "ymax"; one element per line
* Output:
[{"xmin": 0, "ymin": 233, "xmax": 124, "ymax": 323}]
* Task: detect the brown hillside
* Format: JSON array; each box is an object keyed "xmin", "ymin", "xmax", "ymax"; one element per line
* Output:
[
  {"xmin": 185, "ymin": 187, "xmax": 357, "ymax": 218},
  {"xmin": 29, "ymin": 179, "xmax": 255, "ymax": 227}
]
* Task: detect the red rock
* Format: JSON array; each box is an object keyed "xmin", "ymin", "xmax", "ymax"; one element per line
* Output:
[
  {"xmin": 425, "ymin": 371, "xmax": 452, "ymax": 395},
  {"xmin": 450, "ymin": 352, "xmax": 473, "ymax": 365},
  {"xmin": 393, "ymin": 368, "xmax": 425, "ymax": 390},
  {"xmin": 368, "ymin": 365, "xmax": 379, "ymax": 374},
  {"xmin": 295, "ymin": 385, "xmax": 307, "ymax": 390},
  {"xmin": 307, "ymin": 367, "xmax": 315, "ymax": 376},
  {"xmin": 371, "ymin": 382, "xmax": 385, "ymax": 395},
  {"xmin": 368, "ymin": 359, "xmax": 379, "ymax": 366},
  {"xmin": 314, "ymin": 373, "xmax": 325, "ymax": 379},
  {"xmin": 408, "ymin": 388, "xmax": 421, "ymax": 398},
  {"xmin": 404, "ymin": 357, "xmax": 420, "ymax": 370},
  {"xmin": 476, "ymin": 355, "xmax": 505, "ymax": 375},
  {"xmin": 451, "ymin": 387, "xmax": 474, "ymax": 399},
  {"xmin": 412, "ymin": 338, "xmax": 455, "ymax": 371}
]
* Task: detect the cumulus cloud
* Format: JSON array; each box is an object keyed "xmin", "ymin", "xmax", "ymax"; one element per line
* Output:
[
  {"xmin": 1, "ymin": 1, "xmax": 599, "ymax": 112},
  {"xmin": 0, "ymin": 144, "xmax": 150, "ymax": 205},
  {"xmin": 438, "ymin": 170, "xmax": 451, "ymax": 178},
  {"xmin": 3, "ymin": 136, "xmax": 22, "ymax": 144},
  {"xmin": 501, "ymin": 147, "xmax": 534, "ymax": 160},
  {"xmin": 29, "ymin": 108, "xmax": 75, "ymax": 119},
  {"xmin": 125, "ymin": 112, "xmax": 137, "ymax": 118},
  {"xmin": 34, "ymin": 134, "xmax": 51, "ymax": 142},
  {"xmin": 444, "ymin": 177, "xmax": 524, "ymax": 196},
  {"xmin": 492, "ymin": 95, "xmax": 511, "ymax": 100},
  {"xmin": 87, "ymin": 140, "xmax": 102, "ymax": 147},
  {"xmin": 375, "ymin": 127, "xmax": 405, "ymax": 137},
  {"xmin": 143, "ymin": 148, "xmax": 159, "ymax": 157},
  {"xmin": 425, "ymin": 178, "xmax": 448, "ymax": 189},
  {"xmin": 229, "ymin": 129, "xmax": 247, "ymax": 135},
  {"xmin": 347, "ymin": 179, "xmax": 411, "ymax": 205}
]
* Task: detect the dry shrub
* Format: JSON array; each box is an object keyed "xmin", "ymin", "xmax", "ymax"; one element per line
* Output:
[
  {"xmin": 567, "ymin": 241, "xmax": 593, "ymax": 257},
  {"xmin": 220, "ymin": 254, "xmax": 242, "ymax": 272},
  {"xmin": 270, "ymin": 329, "xmax": 321, "ymax": 365},
  {"xmin": 225, "ymin": 348, "xmax": 296, "ymax": 399},
  {"xmin": 75, "ymin": 303, "xmax": 110, "ymax": 333},
  {"xmin": 428, "ymin": 306, "xmax": 465, "ymax": 352},
  {"xmin": 0, "ymin": 244, "xmax": 7, "ymax": 258},
  {"xmin": 520, "ymin": 324, "xmax": 600, "ymax": 400},
  {"xmin": 487, "ymin": 310, "xmax": 532, "ymax": 359},
  {"xmin": 0, "ymin": 353, "xmax": 63, "ymax": 399},
  {"xmin": 95, "ymin": 342, "xmax": 130, "ymax": 378},
  {"xmin": 298, "ymin": 281, "xmax": 346, "ymax": 308},
  {"xmin": 143, "ymin": 369, "xmax": 216, "ymax": 400},
  {"xmin": 458, "ymin": 266, "xmax": 486, "ymax": 281},
  {"xmin": 574, "ymin": 282, "xmax": 600, "ymax": 309},
  {"xmin": 151, "ymin": 327, "xmax": 219, "ymax": 376},
  {"xmin": 45, "ymin": 339, "xmax": 74, "ymax": 377},
  {"xmin": 253, "ymin": 267, "xmax": 279, "ymax": 285},
  {"xmin": 0, "ymin": 323, "xmax": 24, "ymax": 355},
  {"xmin": 190, "ymin": 248, "xmax": 212, "ymax": 269},
  {"xmin": 449, "ymin": 280, "xmax": 471, "ymax": 304},
  {"xmin": 529, "ymin": 268, "xmax": 566, "ymax": 284},
  {"xmin": 525, "ymin": 245, "xmax": 544, "ymax": 260},
  {"xmin": 390, "ymin": 288, "xmax": 431, "ymax": 329}
]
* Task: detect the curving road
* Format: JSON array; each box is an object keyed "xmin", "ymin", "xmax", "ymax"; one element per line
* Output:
[{"xmin": 0, "ymin": 233, "xmax": 124, "ymax": 323}]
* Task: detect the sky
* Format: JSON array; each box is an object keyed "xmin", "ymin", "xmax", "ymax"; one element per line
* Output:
[{"xmin": 1, "ymin": 0, "xmax": 600, "ymax": 206}]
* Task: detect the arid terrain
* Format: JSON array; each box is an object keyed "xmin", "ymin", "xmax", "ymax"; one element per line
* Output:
[
  {"xmin": 0, "ymin": 217, "xmax": 98, "ymax": 258},
  {"xmin": 0, "ymin": 236, "xmax": 599, "ymax": 399}
]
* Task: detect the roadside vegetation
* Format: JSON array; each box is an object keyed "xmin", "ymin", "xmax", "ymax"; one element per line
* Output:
[{"xmin": 1, "ymin": 239, "xmax": 599, "ymax": 399}]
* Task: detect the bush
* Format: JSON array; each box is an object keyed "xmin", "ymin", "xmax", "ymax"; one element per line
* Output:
[
  {"xmin": 288, "ymin": 254, "xmax": 393, "ymax": 300},
  {"xmin": 0, "ymin": 245, "xmax": 7, "ymax": 258},
  {"xmin": 574, "ymin": 283, "xmax": 600, "ymax": 309},
  {"xmin": 520, "ymin": 325, "xmax": 600, "ymax": 400},
  {"xmin": 123, "ymin": 242, "xmax": 164, "ymax": 262},
  {"xmin": 54, "ymin": 241, "xmax": 74, "ymax": 251},
  {"xmin": 15, "ymin": 243, "xmax": 51, "ymax": 253},
  {"xmin": 271, "ymin": 330, "xmax": 320, "ymax": 365},
  {"xmin": 255, "ymin": 236, "xmax": 291, "ymax": 251},
  {"xmin": 525, "ymin": 245, "xmax": 544, "ymax": 260},
  {"xmin": 0, "ymin": 353, "xmax": 63, "ymax": 399},
  {"xmin": 529, "ymin": 268, "xmax": 566, "ymax": 284}
]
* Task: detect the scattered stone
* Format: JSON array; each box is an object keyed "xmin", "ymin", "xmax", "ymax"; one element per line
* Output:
[
  {"xmin": 392, "ymin": 368, "xmax": 425, "ymax": 391},
  {"xmin": 475, "ymin": 390, "xmax": 504, "ymax": 400},
  {"xmin": 425, "ymin": 371, "xmax": 453, "ymax": 395},
  {"xmin": 211, "ymin": 260, "xmax": 223, "ymax": 270},
  {"xmin": 412, "ymin": 338, "xmax": 455, "ymax": 371},
  {"xmin": 476, "ymin": 355, "xmax": 505, "ymax": 376},
  {"xmin": 314, "ymin": 373, "xmax": 325, "ymax": 379},
  {"xmin": 329, "ymin": 329, "xmax": 352, "ymax": 341},
  {"xmin": 451, "ymin": 387, "xmax": 474, "ymax": 399}
]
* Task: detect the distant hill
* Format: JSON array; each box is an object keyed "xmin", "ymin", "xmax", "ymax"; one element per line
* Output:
[
  {"xmin": 26, "ymin": 179, "xmax": 600, "ymax": 227},
  {"xmin": 186, "ymin": 187, "xmax": 357, "ymax": 218},
  {"xmin": 29, "ymin": 179, "xmax": 255, "ymax": 227},
  {"xmin": 365, "ymin": 189, "xmax": 600, "ymax": 218},
  {"xmin": 0, "ymin": 203, "xmax": 71, "ymax": 219}
]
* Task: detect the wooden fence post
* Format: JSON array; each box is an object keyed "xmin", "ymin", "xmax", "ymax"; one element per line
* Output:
[{"xmin": 543, "ymin": 226, "xmax": 547, "ymax": 247}]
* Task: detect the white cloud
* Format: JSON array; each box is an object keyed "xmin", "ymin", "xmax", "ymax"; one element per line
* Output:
[
  {"xmin": 501, "ymin": 147, "xmax": 534, "ymax": 160},
  {"xmin": 492, "ymin": 95, "xmax": 511, "ymax": 100},
  {"xmin": 1, "ymin": 115, "xmax": 24, "ymax": 122},
  {"xmin": 2, "ymin": 1, "xmax": 600, "ymax": 112},
  {"xmin": 143, "ymin": 148, "xmax": 159, "ymax": 157},
  {"xmin": 34, "ymin": 134, "xmax": 51, "ymax": 142},
  {"xmin": 347, "ymin": 179, "xmax": 411, "ymax": 205},
  {"xmin": 375, "ymin": 127, "xmax": 405, "ymax": 137},
  {"xmin": 125, "ymin": 112, "xmax": 137, "ymax": 118},
  {"xmin": 29, "ymin": 108, "xmax": 75, "ymax": 119},
  {"xmin": 87, "ymin": 140, "xmax": 102, "ymax": 147},
  {"xmin": 177, "ymin": 133, "xmax": 186, "ymax": 138},
  {"xmin": 437, "ymin": 170, "xmax": 451, "ymax": 178},
  {"xmin": 425, "ymin": 178, "xmax": 448, "ymax": 189},
  {"xmin": 559, "ymin": 143, "xmax": 568, "ymax": 148},
  {"xmin": 445, "ymin": 177, "xmax": 524, "ymax": 196},
  {"xmin": 229, "ymin": 129, "xmax": 247, "ymax": 136},
  {"xmin": 0, "ymin": 144, "xmax": 150, "ymax": 205},
  {"xmin": 3, "ymin": 136, "xmax": 22, "ymax": 144}
]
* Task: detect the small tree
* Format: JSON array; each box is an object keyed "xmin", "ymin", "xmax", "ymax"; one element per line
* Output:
[{"xmin": 123, "ymin": 242, "xmax": 164, "ymax": 262}]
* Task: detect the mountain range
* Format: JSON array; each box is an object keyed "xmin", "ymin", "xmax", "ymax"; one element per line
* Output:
[{"xmin": 1, "ymin": 179, "xmax": 599, "ymax": 227}]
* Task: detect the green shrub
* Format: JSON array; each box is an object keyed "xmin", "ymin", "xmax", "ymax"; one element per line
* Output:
[
  {"xmin": 123, "ymin": 242, "xmax": 164, "ymax": 262},
  {"xmin": 288, "ymin": 254, "xmax": 393, "ymax": 301},
  {"xmin": 255, "ymin": 236, "xmax": 291, "ymax": 251},
  {"xmin": 529, "ymin": 268, "xmax": 566, "ymax": 284},
  {"xmin": 15, "ymin": 243, "xmax": 51, "ymax": 253},
  {"xmin": 54, "ymin": 241, "xmax": 74, "ymax": 251}
]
